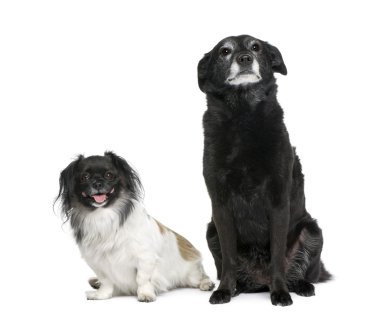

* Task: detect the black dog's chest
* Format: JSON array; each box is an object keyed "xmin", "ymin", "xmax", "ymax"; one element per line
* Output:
[
  {"xmin": 203, "ymin": 112, "xmax": 273, "ymax": 192},
  {"xmin": 203, "ymin": 109, "xmax": 281, "ymax": 247}
]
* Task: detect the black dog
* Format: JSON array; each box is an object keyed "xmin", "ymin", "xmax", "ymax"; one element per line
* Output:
[{"xmin": 198, "ymin": 35, "xmax": 330, "ymax": 306}]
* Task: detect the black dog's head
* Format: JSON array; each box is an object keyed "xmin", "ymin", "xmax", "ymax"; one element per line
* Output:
[
  {"xmin": 198, "ymin": 35, "xmax": 287, "ymax": 93},
  {"xmin": 57, "ymin": 151, "xmax": 142, "ymax": 215}
]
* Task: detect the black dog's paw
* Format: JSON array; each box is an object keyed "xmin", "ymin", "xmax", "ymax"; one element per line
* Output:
[
  {"xmin": 209, "ymin": 289, "xmax": 232, "ymax": 304},
  {"xmin": 292, "ymin": 281, "xmax": 315, "ymax": 297},
  {"xmin": 271, "ymin": 290, "xmax": 293, "ymax": 306}
]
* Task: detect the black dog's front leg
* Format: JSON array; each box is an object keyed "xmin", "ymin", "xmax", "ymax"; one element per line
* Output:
[
  {"xmin": 269, "ymin": 204, "xmax": 293, "ymax": 306},
  {"xmin": 209, "ymin": 205, "xmax": 237, "ymax": 304}
]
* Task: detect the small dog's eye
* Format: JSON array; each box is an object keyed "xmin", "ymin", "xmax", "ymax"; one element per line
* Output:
[
  {"xmin": 104, "ymin": 171, "xmax": 114, "ymax": 180},
  {"xmin": 220, "ymin": 47, "xmax": 232, "ymax": 56},
  {"xmin": 251, "ymin": 43, "xmax": 260, "ymax": 52},
  {"xmin": 81, "ymin": 173, "xmax": 90, "ymax": 182}
]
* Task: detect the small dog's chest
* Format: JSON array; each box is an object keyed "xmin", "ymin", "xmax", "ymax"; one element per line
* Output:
[{"xmin": 78, "ymin": 208, "xmax": 140, "ymax": 293}]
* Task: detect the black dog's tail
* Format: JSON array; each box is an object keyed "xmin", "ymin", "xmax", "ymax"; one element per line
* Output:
[{"xmin": 318, "ymin": 262, "xmax": 332, "ymax": 282}]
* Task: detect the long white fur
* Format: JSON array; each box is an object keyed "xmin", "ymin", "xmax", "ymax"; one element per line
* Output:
[{"xmin": 74, "ymin": 195, "xmax": 213, "ymax": 301}]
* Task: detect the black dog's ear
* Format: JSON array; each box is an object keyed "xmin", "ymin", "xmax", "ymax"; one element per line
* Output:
[
  {"xmin": 56, "ymin": 154, "xmax": 84, "ymax": 215},
  {"xmin": 104, "ymin": 151, "xmax": 143, "ymax": 199},
  {"xmin": 266, "ymin": 43, "xmax": 287, "ymax": 75},
  {"xmin": 198, "ymin": 52, "xmax": 211, "ymax": 92}
]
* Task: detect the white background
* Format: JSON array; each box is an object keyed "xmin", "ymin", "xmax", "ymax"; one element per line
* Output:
[{"xmin": 1, "ymin": 0, "xmax": 379, "ymax": 322}]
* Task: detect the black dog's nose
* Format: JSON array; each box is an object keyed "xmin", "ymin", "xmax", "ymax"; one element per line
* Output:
[
  {"xmin": 93, "ymin": 182, "xmax": 104, "ymax": 190},
  {"xmin": 237, "ymin": 53, "xmax": 253, "ymax": 66}
]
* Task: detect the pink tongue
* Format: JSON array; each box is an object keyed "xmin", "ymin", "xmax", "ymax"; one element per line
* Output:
[{"xmin": 92, "ymin": 194, "xmax": 107, "ymax": 203}]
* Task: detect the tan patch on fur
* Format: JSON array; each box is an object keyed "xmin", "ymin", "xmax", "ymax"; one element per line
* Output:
[
  {"xmin": 154, "ymin": 219, "xmax": 168, "ymax": 235},
  {"xmin": 154, "ymin": 219, "xmax": 200, "ymax": 261},
  {"xmin": 173, "ymin": 231, "xmax": 201, "ymax": 262}
]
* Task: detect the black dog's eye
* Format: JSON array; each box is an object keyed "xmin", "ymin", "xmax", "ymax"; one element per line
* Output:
[
  {"xmin": 251, "ymin": 43, "xmax": 260, "ymax": 52},
  {"xmin": 81, "ymin": 173, "xmax": 90, "ymax": 182},
  {"xmin": 220, "ymin": 47, "xmax": 232, "ymax": 56},
  {"xmin": 104, "ymin": 171, "xmax": 114, "ymax": 180}
]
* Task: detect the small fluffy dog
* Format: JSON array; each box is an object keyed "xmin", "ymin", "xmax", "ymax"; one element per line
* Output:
[
  {"xmin": 198, "ymin": 35, "xmax": 330, "ymax": 306},
  {"xmin": 57, "ymin": 151, "xmax": 214, "ymax": 301}
]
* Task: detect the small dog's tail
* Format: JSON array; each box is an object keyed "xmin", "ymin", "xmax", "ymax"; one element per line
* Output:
[{"xmin": 318, "ymin": 262, "xmax": 332, "ymax": 282}]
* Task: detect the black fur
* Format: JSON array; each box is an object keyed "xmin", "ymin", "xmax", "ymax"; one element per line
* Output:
[
  {"xmin": 56, "ymin": 151, "xmax": 143, "ymax": 243},
  {"xmin": 198, "ymin": 35, "xmax": 330, "ymax": 306}
]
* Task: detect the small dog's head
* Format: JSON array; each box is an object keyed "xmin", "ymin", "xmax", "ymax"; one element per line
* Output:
[
  {"xmin": 57, "ymin": 151, "xmax": 142, "ymax": 215},
  {"xmin": 198, "ymin": 35, "xmax": 287, "ymax": 93}
]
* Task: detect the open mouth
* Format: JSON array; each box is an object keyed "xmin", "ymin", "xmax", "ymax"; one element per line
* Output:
[{"xmin": 82, "ymin": 188, "xmax": 115, "ymax": 204}]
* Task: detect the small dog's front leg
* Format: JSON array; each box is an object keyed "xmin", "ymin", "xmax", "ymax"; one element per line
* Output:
[
  {"xmin": 86, "ymin": 278, "xmax": 114, "ymax": 300},
  {"xmin": 136, "ymin": 257, "xmax": 157, "ymax": 302}
]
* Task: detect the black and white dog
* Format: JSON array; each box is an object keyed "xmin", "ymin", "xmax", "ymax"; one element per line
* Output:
[
  {"xmin": 198, "ymin": 35, "xmax": 330, "ymax": 306},
  {"xmin": 57, "ymin": 152, "xmax": 214, "ymax": 301}
]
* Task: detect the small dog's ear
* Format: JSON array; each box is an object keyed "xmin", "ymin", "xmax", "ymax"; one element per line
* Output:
[
  {"xmin": 104, "ymin": 151, "xmax": 143, "ymax": 199},
  {"xmin": 266, "ymin": 43, "xmax": 287, "ymax": 75},
  {"xmin": 198, "ymin": 52, "xmax": 211, "ymax": 92},
  {"xmin": 56, "ymin": 154, "xmax": 84, "ymax": 214}
]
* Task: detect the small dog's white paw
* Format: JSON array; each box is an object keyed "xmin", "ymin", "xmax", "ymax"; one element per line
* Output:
[
  {"xmin": 86, "ymin": 290, "xmax": 112, "ymax": 300},
  {"xmin": 138, "ymin": 293, "xmax": 156, "ymax": 302},
  {"xmin": 137, "ymin": 292, "xmax": 156, "ymax": 302},
  {"xmin": 137, "ymin": 283, "xmax": 156, "ymax": 302},
  {"xmin": 199, "ymin": 278, "xmax": 215, "ymax": 291}
]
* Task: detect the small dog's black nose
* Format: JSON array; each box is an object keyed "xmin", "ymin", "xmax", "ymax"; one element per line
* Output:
[
  {"xmin": 237, "ymin": 53, "xmax": 253, "ymax": 66},
  {"xmin": 93, "ymin": 182, "xmax": 104, "ymax": 190}
]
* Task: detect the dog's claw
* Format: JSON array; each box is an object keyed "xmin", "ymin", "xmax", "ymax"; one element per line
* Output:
[{"xmin": 209, "ymin": 289, "xmax": 232, "ymax": 304}]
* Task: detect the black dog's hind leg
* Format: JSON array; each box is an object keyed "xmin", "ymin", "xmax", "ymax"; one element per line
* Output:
[
  {"xmin": 209, "ymin": 206, "xmax": 237, "ymax": 305},
  {"xmin": 206, "ymin": 220, "xmax": 222, "ymax": 280},
  {"xmin": 288, "ymin": 279, "xmax": 315, "ymax": 297},
  {"xmin": 287, "ymin": 219, "xmax": 329, "ymax": 296}
]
